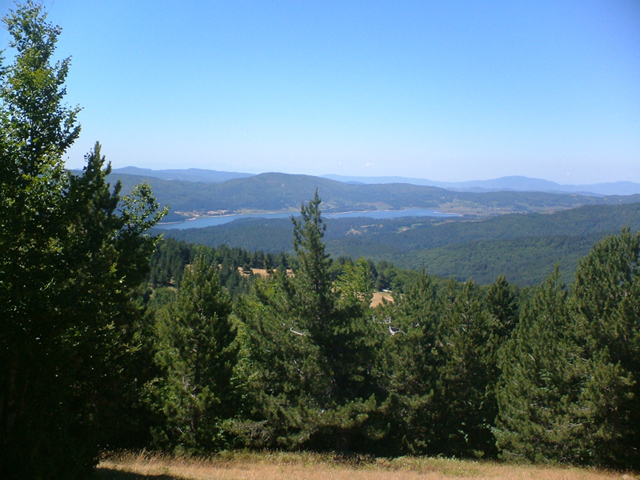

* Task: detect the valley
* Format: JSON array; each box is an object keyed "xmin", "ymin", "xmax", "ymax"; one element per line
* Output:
[{"xmin": 119, "ymin": 168, "xmax": 640, "ymax": 286}]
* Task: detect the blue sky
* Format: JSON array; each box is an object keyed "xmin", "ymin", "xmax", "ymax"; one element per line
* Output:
[{"xmin": 2, "ymin": 0, "xmax": 639, "ymax": 183}]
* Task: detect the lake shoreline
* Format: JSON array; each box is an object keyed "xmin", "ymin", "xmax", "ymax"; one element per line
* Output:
[{"xmin": 156, "ymin": 208, "xmax": 459, "ymax": 230}]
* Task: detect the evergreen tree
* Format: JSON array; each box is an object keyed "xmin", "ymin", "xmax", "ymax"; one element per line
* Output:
[
  {"xmin": 432, "ymin": 279, "xmax": 500, "ymax": 457},
  {"xmin": 495, "ymin": 268, "xmax": 584, "ymax": 464},
  {"xmin": 496, "ymin": 232, "xmax": 640, "ymax": 467},
  {"xmin": 151, "ymin": 255, "xmax": 238, "ymax": 452},
  {"xmin": 375, "ymin": 271, "xmax": 441, "ymax": 455},
  {"xmin": 485, "ymin": 274, "xmax": 519, "ymax": 338},
  {"xmin": 235, "ymin": 192, "xmax": 382, "ymax": 452},
  {"xmin": 570, "ymin": 228, "xmax": 640, "ymax": 467},
  {"xmin": 0, "ymin": 4, "xmax": 165, "ymax": 478},
  {"xmin": 290, "ymin": 190, "xmax": 334, "ymax": 334},
  {"xmin": 233, "ymin": 270, "xmax": 327, "ymax": 448},
  {"xmin": 149, "ymin": 238, "xmax": 194, "ymax": 288}
]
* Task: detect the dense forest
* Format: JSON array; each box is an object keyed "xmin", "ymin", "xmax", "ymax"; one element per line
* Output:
[
  {"xmin": 1, "ymin": 4, "xmax": 639, "ymax": 480},
  {"xmin": 160, "ymin": 202, "xmax": 640, "ymax": 285},
  {"xmin": 144, "ymin": 199, "xmax": 640, "ymax": 467}
]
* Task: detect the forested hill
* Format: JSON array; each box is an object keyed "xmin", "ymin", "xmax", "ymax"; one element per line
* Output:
[
  {"xmin": 108, "ymin": 171, "xmax": 640, "ymax": 221},
  {"xmin": 159, "ymin": 202, "xmax": 640, "ymax": 286},
  {"xmin": 10, "ymin": 4, "xmax": 640, "ymax": 476},
  {"xmin": 113, "ymin": 167, "xmax": 640, "ymax": 196},
  {"xmin": 112, "ymin": 166, "xmax": 253, "ymax": 183},
  {"xmin": 325, "ymin": 174, "xmax": 640, "ymax": 196}
]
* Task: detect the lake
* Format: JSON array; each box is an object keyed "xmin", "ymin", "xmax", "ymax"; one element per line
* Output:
[{"xmin": 157, "ymin": 209, "xmax": 456, "ymax": 230}]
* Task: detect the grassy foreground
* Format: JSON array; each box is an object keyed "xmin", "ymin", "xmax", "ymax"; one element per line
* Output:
[{"xmin": 96, "ymin": 451, "xmax": 637, "ymax": 480}]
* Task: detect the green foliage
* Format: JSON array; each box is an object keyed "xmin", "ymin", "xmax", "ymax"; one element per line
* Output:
[
  {"xmin": 0, "ymin": 0, "xmax": 80, "ymax": 166},
  {"xmin": 162, "ymin": 203, "xmax": 640, "ymax": 286},
  {"xmin": 335, "ymin": 257, "xmax": 375, "ymax": 313},
  {"xmin": 572, "ymin": 228, "xmax": 640, "ymax": 370},
  {"xmin": 149, "ymin": 255, "xmax": 238, "ymax": 452},
  {"xmin": 570, "ymin": 228, "xmax": 640, "ymax": 467},
  {"xmin": 485, "ymin": 275, "xmax": 519, "ymax": 338},
  {"xmin": 431, "ymin": 280, "xmax": 502, "ymax": 457},
  {"xmin": 375, "ymin": 273, "xmax": 516, "ymax": 458},
  {"xmin": 375, "ymin": 271, "xmax": 442, "ymax": 455},
  {"xmin": 3, "ymin": 4, "xmax": 639, "ymax": 470},
  {"xmin": 148, "ymin": 237, "xmax": 268, "ymax": 300},
  {"xmin": 0, "ymin": 4, "xmax": 164, "ymax": 479},
  {"xmin": 145, "ymin": 219, "xmax": 640, "ymax": 468},
  {"xmin": 495, "ymin": 268, "xmax": 583, "ymax": 464},
  {"xmin": 495, "ymin": 232, "xmax": 640, "ymax": 468},
  {"xmin": 234, "ymin": 193, "xmax": 383, "ymax": 452},
  {"xmin": 149, "ymin": 237, "xmax": 194, "ymax": 287},
  {"xmin": 291, "ymin": 190, "xmax": 334, "ymax": 330}
]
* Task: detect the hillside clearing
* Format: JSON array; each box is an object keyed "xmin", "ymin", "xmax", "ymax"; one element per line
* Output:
[
  {"xmin": 96, "ymin": 451, "xmax": 635, "ymax": 480},
  {"xmin": 371, "ymin": 290, "xmax": 394, "ymax": 307}
]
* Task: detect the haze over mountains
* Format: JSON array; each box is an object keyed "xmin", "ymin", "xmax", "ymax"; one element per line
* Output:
[
  {"xmin": 113, "ymin": 167, "xmax": 640, "ymax": 197},
  {"xmin": 114, "ymin": 166, "xmax": 254, "ymax": 183},
  {"xmin": 323, "ymin": 174, "xmax": 640, "ymax": 196},
  {"xmin": 108, "ymin": 167, "xmax": 640, "ymax": 286},
  {"xmin": 107, "ymin": 169, "xmax": 640, "ymax": 225}
]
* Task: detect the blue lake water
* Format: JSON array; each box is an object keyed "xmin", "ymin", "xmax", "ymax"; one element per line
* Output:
[{"xmin": 158, "ymin": 209, "xmax": 456, "ymax": 230}]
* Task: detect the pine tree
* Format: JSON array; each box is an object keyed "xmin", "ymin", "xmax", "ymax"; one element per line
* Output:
[
  {"xmin": 233, "ymin": 269, "xmax": 327, "ymax": 448},
  {"xmin": 290, "ymin": 189, "xmax": 334, "ymax": 335},
  {"xmin": 496, "ymin": 232, "xmax": 640, "ymax": 467},
  {"xmin": 0, "ymin": 4, "xmax": 165, "ymax": 478},
  {"xmin": 432, "ymin": 279, "xmax": 500, "ymax": 457},
  {"xmin": 376, "ymin": 271, "xmax": 441, "ymax": 454},
  {"xmin": 495, "ymin": 268, "xmax": 584, "ymax": 464},
  {"xmin": 151, "ymin": 255, "xmax": 238, "ymax": 452},
  {"xmin": 235, "ymin": 192, "xmax": 382, "ymax": 452},
  {"xmin": 485, "ymin": 274, "xmax": 519, "ymax": 338},
  {"xmin": 570, "ymin": 228, "xmax": 640, "ymax": 467}
]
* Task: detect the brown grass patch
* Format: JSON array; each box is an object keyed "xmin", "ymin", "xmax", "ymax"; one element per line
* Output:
[
  {"xmin": 96, "ymin": 451, "xmax": 634, "ymax": 480},
  {"xmin": 371, "ymin": 291, "xmax": 394, "ymax": 308},
  {"xmin": 237, "ymin": 267, "xmax": 294, "ymax": 278}
]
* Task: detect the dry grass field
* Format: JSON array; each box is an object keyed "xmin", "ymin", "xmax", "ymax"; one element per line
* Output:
[
  {"xmin": 96, "ymin": 451, "xmax": 637, "ymax": 480},
  {"xmin": 371, "ymin": 291, "xmax": 394, "ymax": 307}
]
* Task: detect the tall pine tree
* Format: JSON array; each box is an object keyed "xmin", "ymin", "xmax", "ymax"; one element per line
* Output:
[
  {"xmin": 496, "ymin": 232, "xmax": 640, "ymax": 467},
  {"xmin": 0, "ymin": 3, "xmax": 165, "ymax": 478},
  {"xmin": 570, "ymin": 228, "xmax": 640, "ymax": 467},
  {"xmin": 432, "ymin": 279, "xmax": 500, "ymax": 457},
  {"xmin": 495, "ymin": 268, "xmax": 584, "ymax": 464},
  {"xmin": 235, "ymin": 191, "xmax": 381, "ymax": 452},
  {"xmin": 151, "ymin": 255, "xmax": 238, "ymax": 452},
  {"xmin": 375, "ymin": 271, "xmax": 442, "ymax": 455}
]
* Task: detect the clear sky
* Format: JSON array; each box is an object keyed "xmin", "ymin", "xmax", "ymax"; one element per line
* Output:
[{"xmin": 2, "ymin": 0, "xmax": 639, "ymax": 184}]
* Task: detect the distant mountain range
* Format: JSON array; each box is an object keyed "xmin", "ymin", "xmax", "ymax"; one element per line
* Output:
[
  {"xmin": 106, "ymin": 169, "xmax": 640, "ymax": 223},
  {"xmin": 105, "ymin": 167, "xmax": 640, "ymax": 286},
  {"xmin": 113, "ymin": 166, "xmax": 253, "ymax": 183},
  {"xmin": 111, "ymin": 167, "xmax": 640, "ymax": 196},
  {"xmin": 321, "ymin": 174, "xmax": 640, "ymax": 196}
]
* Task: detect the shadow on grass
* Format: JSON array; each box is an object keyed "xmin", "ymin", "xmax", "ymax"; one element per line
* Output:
[{"xmin": 94, "ymin": 468, "xmax": 180, "ymax": 480}]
